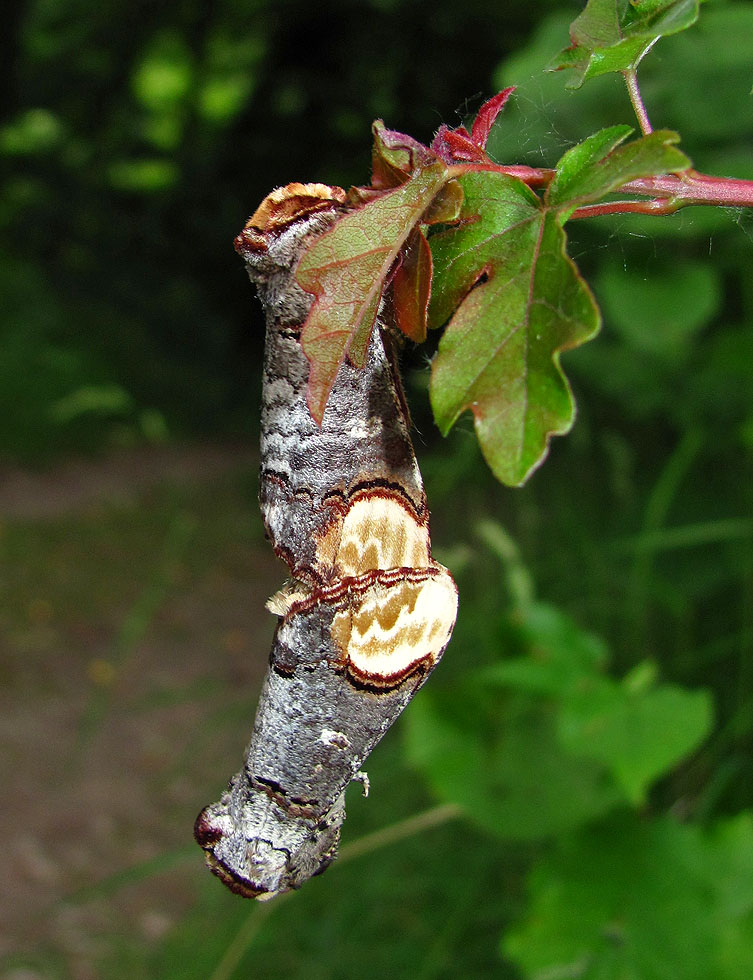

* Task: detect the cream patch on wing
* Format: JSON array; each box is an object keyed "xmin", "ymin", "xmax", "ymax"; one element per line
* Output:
[
  {"xmin": 333, "ymin": 495, "xmax": 430, "ymax": 576},
  {"xmin": 331, "ymin": 569, "xmax": 458, "ymax": 685}
]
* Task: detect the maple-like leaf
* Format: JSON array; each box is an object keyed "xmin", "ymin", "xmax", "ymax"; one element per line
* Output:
[
  {"xmin": 429, "ymin": 170, "xmax": 600, "ymax": 487},
  {"xmin": 552, "ymin": 0, "xmax": 700, "ymax": 87},
  {"xmin": 295, "ymin": 159, "xmax": 453, "ymax": 423}
]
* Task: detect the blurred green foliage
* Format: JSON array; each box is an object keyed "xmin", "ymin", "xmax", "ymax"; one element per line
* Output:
[
  {"xmin": 3, "ymin": 0, "xmax": 753, "ymax": 978},
  {"xmin": 1, "ymin": 0, "xmax": 566, "ymax": 462}
]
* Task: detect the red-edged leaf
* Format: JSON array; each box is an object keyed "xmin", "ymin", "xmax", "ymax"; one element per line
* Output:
[
  {"xmin": 393, "ymin": 229, "xmax": 432, "ymax": 344},
  {"xmin": 371, "ymin": 120, "xmax": 437, "ymax": 188},
  {"xmin": 296, "ymin": 160, "xmax": 451, "ymax": 423},
  {"xmin": 432, "ymin": 89, "xmax": 515, "ymax": 164},
  {"xmin": 432, "ymin": 124, "xmax": 488, "ymax": 164},
  {"xmin": 470, "ymin": 88, "xmax": 515, "ymax": 148},
  {"xmin": 422, "ymin": 178, "xmax": 465, "ymax": 225},
  {"xmin": 429, "ymin": 170, "xmax": 600, "ymax": 486}
]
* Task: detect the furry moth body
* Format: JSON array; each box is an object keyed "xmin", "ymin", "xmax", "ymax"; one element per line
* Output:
[{"xmin": 194, "ymin": 183, "xmax": 457, "ymax": 899}]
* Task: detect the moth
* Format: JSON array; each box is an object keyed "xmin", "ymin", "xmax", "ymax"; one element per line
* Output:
[{"xmin": 195, "ymin": 183, "xmax": 457, "ymax": 899}]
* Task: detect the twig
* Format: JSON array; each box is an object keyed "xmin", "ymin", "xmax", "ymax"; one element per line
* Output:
[
  {"xmin": 623, "ymin": 67, "xmax": 653, "ymax": 135},
  {"xmin": 622, "ymin": 172, "xmax": 753, "ymax": 208},
  {"xmin": 338, "ymin": 801, "xmax": 463, "ymax": 864},
  {"xmin": 570, "ymin": 198, "xmax": 680, "ymax": 219},
  {"xmin": 451, "ymin": 163, "xmax": 753, "ymax": 212}
]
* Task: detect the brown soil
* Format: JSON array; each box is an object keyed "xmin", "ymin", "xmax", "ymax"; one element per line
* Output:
[{"xmin": 0, "ymin": 443, "xmax": 279, "ymax": 980}]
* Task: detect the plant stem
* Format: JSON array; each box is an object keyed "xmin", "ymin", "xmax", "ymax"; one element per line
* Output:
[
  {"xmin": 569, "ymin": 198, "xmax": 681, "ymax": 219},
  {"xmin": 338, "ymin": 801, "xmax": 463, "ymax": 864},
  {"xmin": 454, "ymin": 163, "xmax": 753, "ymax": 217},
  {"xmin": 623, "ymin": 67, "xmax": 653, "ymax": 135},
  {"xmin": 623, "ymin": 171, "xmax": 753, "ymax": 206},
  {"xmin": 570, "ymin": 171, "xmax": 753, "ymax": 219}
]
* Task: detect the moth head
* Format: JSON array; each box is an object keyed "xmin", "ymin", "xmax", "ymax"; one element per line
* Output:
[
  {"xmin": 235, "ymin": 183, "xmax": 348, "ymax": 319},
  {"xmin": 235, "ymin": 182, "xmax": 347, "ymax": 268}
]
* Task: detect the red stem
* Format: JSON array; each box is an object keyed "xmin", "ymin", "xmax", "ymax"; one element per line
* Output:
[
  {"xmin": 450, "ymin": 163, "xmax": 753, "ymax": 214},
  {"xmin": 621, "ymin": 171, "xmax": 753, "ymax": 208},
  {"xmin": 569, "ymin": 198, "xmax": 680, "ymax": 220}
]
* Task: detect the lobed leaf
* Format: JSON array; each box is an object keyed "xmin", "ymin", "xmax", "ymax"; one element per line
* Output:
[
  {"xmin": 552, "ymin": 0, "xmax": 701, "ymax": 87},
  {"xmin": 405, "ymin": 689, "xmax": 623, "ymax": 842},
  {"xmin": 504, "ymin": 812, "xmax": 753, "ymax": 980},
  {"xmin": 406, "ymin": 602, "xmax": 713, "ymax": 839},
  {"xmin": 558, "ymin": 671, "xmax": 713, "ymax": 805},
  {"xmin": 429, "ymin": 170, "xmax": 600, "ymax": 487}
]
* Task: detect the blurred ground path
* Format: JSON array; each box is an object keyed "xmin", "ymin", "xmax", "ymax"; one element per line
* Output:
[
  {"xmin": 0, "ymin": 443, "xmax": 257, "ymax": 520},
  {"xmin": 0, "ymin": 442, "xmax": 279, "ymax": 979}
]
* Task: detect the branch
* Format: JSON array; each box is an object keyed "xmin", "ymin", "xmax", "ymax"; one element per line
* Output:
[
  {"xmin": 466, "ymin": 165, "xmax": 753, "ymax": 215},
  {"xmin": 621, "ymin": 171, "xmax": 753, "ymax": 208}
]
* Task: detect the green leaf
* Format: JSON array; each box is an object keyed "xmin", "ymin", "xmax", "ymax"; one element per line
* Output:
[
  {"xmin": 480, "ymin": 602, "xmax": 609, "ymax": 697},
  {"xmin": 548, "ymin": 126, "xmax": 691, "ymax": 214},
  {"xmin": 428, "ymin": 170, "xmax": 600, "ymax": 487},
  {"xmin": 552, "ymin": 0, "xmax": 701, "ymax": 87},
  {"xmin": 596, "ymin": 257, "xmax": 721, "ymax": 357},
  {"xmin": 481, "ymin": 605, "xmax": 713, "ymax": 806},
  {"xmin": 409, "ymin": 599, "xmax": 714, "ymax": 833},
  {"xmin": 295, "ymin": 159, "xmax": 450, "ymax": 423},
  {"xmin": 405, "ymin": 691, "xmax": 622, "ymax": 841},
  {"xmin": 503, "ymin": 812, "xmax": 753, "ymax": 980},
  {"xmin": 405, "ymin": 604, "xmax": 620, "ymax": 840},
  {"xmin": 558, "ymin": 671, "xmax": 713, "ymax": 805}
]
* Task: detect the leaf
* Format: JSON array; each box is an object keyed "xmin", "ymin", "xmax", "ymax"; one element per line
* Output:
[
  {"xmin": 552, "ymin": 0, "xmax": 701, "ymax": 87},
  {"xmin": 405, "ymin": 603, "xmax": 621, "ymax": 841},
  {"xmin": 392, "ymin": 229, "xmax": 432, "ymax": 343},
  {"xmin": 470, "ymin": 88, "xmax": 515, "ymax": 148},
  {"xmin": 557, "ymin": 669, "xmax": 713, "ymax": 805},
  {"xmin": 371, "ymin": 119, "xmax": 436, "ymax": 188},
  {"xmin": 503, "ymin": 812, "xmax": 753, "ymax": 980},
  {"xmin": 479, "ymin": 604, "xmax": 713, "ymax": 806},
  {"xmin": 431, "ymin": 89, "xmax": 515, "ymax": 164},
  {"xmin": 428, "ymin": 170, "xmax": 600, "ymax": 487},
  {"xmin": 480, "ymin": 602, "xmax": 609, "ymax": 697},
  {"xmin": 596, "ymin": 257, "xmax": 721, "ymax": 357},
  {"xmin": 295, "ymin": 159, "xmax": 450, "ymax": 423},
  {"xmin": 548, "ymin": 125, "xmax": 691, "ymax": 214},
  {"xmin": 404, "ymin": 690, "xmax": 623, "ymax": 842}
]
